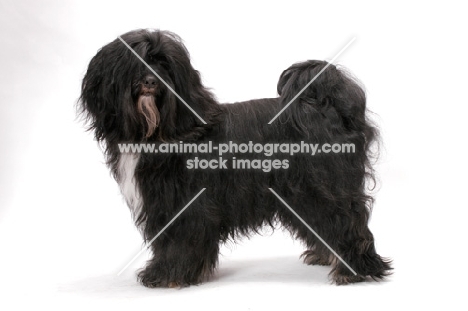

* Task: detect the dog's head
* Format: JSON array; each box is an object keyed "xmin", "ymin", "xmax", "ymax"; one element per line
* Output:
[{"xmin": 79, "ymin": 29, "xmax": 217, "ymax": 144}]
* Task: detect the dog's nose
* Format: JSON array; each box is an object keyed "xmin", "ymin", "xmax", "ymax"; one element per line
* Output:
[{"xmin": 144, "ymin": 75, "xmax": 157, "ymax": 87}]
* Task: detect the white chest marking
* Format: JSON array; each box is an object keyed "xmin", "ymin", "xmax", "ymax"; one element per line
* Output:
[{"xmin": 117, "ymin": 153, "xmax": 142, "ymax": 221}]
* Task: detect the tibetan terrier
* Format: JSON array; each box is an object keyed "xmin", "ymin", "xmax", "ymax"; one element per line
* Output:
[{"xmin": 79, "ymin": 29, "xmax": 391, "ymax": 287}]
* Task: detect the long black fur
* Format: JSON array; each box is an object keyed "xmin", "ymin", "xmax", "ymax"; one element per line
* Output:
[{"xmin": 79, "ymin": 29, "xmax": 392, "ymax": 287}]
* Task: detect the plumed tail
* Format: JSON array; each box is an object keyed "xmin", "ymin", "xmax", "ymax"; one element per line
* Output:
[
  {"xmin": 277, "ymin": 60, "xmax": 374, "ymax": 137},
  {"xmin": 277, "ymin": 60, "xmax": 379, "ymax": 205}
]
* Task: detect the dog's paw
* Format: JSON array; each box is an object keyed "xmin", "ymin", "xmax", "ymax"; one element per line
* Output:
[
  {"xmin": 332, "ymin": 272, "xmax": 366, "ymax": 285},
  {"xmin": 138, "ymin": 271, "xmax": 162, "ymax": 288},
  {"xmin": 168, "ymin": 281, "xmax": 181, "ymax": 288},
  {"xmin": 139, "ymin": 276, "xmax": 183, "ymax": 288},
  {"xmin": 301, "ymin": 250, "xmax": 333, "ymax": 266},
  {"xmin": 138, "ymin": 266, "xmax": 190, "ymax": 288},
  {"xmin": 138, "ymin": 268, "xmax": 170, "ymax": 288}
]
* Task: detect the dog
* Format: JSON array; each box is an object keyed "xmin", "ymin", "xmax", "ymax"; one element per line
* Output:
[{"xmin": 79, "ymin": 29, "xmax": 391, "ymax": 287}]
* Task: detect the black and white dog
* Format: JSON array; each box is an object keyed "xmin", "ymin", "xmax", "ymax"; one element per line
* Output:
[{"xmin": 79, "ymin": 29, "xmax": 391, "ymax": 287}]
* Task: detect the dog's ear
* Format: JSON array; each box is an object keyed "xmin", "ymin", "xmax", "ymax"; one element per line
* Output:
[
  {"xmin": 155, "ymin": 70, "xmax": 206, "ymax": 142},
  {"xmin": 147, "ymin": 32, "xmax": 219, "ymax": 141}
]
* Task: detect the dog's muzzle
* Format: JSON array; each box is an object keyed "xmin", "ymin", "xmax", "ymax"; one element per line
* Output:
[{"xmin": 137, "ymin": 75, "xmax": 160, "ymax": 138}]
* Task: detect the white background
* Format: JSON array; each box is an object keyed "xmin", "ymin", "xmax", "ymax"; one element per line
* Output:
[{"xmin": 1, "ymin": 0, "xmax": 466, "ymax": 310}]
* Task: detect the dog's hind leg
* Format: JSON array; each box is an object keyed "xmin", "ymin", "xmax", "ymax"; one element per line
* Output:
[
  {"xmin": 279, "ymin": 197, "xmax": 391, "ymax": 284},
  {"xmin": 327, "ymin": 201, "xmax": 392, "ymax": 285}
]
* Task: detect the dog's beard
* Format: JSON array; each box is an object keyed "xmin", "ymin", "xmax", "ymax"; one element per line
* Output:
[{"xmin": 137, "ymin": 95, "xmax": 160, "ymax": 138}]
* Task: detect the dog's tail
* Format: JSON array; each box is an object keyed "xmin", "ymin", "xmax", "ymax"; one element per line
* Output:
[
  {"xmin": 277, "ymin": 59, "xmax": 379, "ymax": 200},
  {"xmin": 277, "ymin": 60, "xmax": 376, "ymax": 140}
]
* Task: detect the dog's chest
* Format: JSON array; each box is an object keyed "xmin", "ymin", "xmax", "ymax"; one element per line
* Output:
[{"xmin": 117, "ymin": 153, "xmax": 142, "ymax": 220}]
